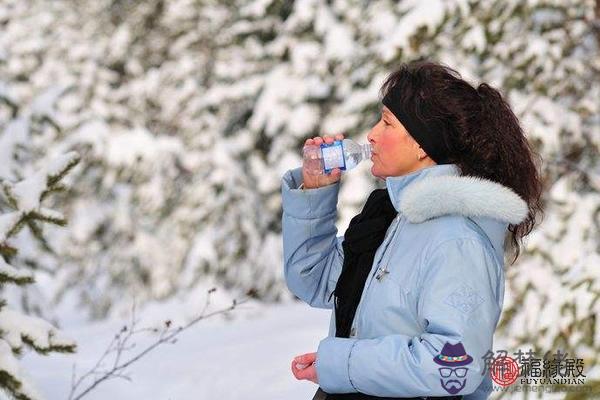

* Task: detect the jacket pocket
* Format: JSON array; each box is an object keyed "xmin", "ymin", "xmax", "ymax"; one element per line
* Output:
[
  {"xmin": 366, "ymin": 274, "xmax": 419, "ymax": 335},
  {"xmin": 379, "ymin": 273, "xmax": 412, "ymax": 306}
]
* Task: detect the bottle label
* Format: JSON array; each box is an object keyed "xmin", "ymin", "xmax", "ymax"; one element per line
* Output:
[{"xmin": 320, "ymin": 140, "xmax": 346, "ymax": 173}]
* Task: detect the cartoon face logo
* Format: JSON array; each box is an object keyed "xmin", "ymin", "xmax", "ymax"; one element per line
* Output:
[{"xmin": 433, "ymin": 342, "xmax": 473, "ymax": 395}]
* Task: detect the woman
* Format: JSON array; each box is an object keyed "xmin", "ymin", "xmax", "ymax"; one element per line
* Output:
[{"xmin": 281, "ymin": 61, "xmax": 544, "ymax": 400}]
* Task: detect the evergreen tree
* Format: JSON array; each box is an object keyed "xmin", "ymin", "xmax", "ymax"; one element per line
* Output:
[
  {"xmin": 1, "ymin": 27, "xmax": 80, "ymax": 396},
  {"xmin": 0, "ymin": 151, "xmax": 79, "ymax": 399}
]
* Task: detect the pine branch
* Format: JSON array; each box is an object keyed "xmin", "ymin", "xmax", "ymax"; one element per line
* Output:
[
  {"xmin": 0, "ymin": 243, "xmax": 17, "ymax": 258},
  {"xmin": 40, "ymin": 183, "xmax": 68, "ymax": 202},
  {"xmin": 21, "ymin": 335, "xmax": 76, "ymax": 356},
  {"xmin": 0, "ymin": 257, "xmax": 34, "ymax": 286},
  {"xmin": 0, "ymin": 370, "xmax": 29, "ymax": 400},
  {"xmin": 46, "ymin": 152, "xmax": 80, "ymax": 189},
  {"xmin": 29, "ymin": 209, "xmax": 67, "ymax": 227},
  {"xmin": 35, "ymin": 114, "xmax": 61, "ymax": 135},
  {"xmin": 68, "ymin": 288, "xmax": 252, "ymax": 400},
  {"xmin": 0, "ymin": 93, "xmax": 18, "ymax": 117},
  {"xmin": 24, "ymin": 220, "xmax": 54, "ymax": 255},
  {"xmin": 0, "ymin": 181, "xmax": 19, "ymax": 211},
  {"xmin": 0, "ymin": 309, "xmax": 77, "ymax": 356}
]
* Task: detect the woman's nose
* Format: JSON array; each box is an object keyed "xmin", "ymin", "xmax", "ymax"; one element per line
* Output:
[{"xmin": 367, "ymin": 130, "xmax": 376, "ymax": 144}]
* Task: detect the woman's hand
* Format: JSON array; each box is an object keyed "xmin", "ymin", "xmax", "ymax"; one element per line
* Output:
[
  {"xmin": 302, "ymin": 133, "xmax": 345, "ymax": 189},
  {"xmin": 291, "ymin": 352, "xmax": 319, "ymax": 384}
]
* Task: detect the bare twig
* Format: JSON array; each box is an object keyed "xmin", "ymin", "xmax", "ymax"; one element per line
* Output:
[{"xmin": 68, "ymin": 288, "xmax": 251, "ymax": 400}]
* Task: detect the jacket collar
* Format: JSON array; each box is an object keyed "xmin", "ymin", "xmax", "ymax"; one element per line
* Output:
[
  {"xmin": 386, "ymin": 164, "xmax": 529, "ymax": 225},
  {"xmin": 386, "ymin": 164, "xmax": 460, "ymax": 213}
]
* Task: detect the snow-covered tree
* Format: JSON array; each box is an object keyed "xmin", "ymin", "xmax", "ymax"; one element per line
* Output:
[
  {"xmin": 0, "ymin": 152, "xmax": 78, "ymax": 399},
  {"xmin": 1, "ymin": 33, "xmax": 80, "ymax": 396},
  {"xmin": 2, "ymin": 0, "xmax": 307, "ymax": 318}
]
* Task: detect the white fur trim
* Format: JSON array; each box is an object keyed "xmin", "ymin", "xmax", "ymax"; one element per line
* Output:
[{"xmin": 400, "ymin": 175, "xmax": 529, "ymax": 224}]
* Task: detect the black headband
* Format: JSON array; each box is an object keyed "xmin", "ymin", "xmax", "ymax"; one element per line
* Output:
[{"xmin": 382, "ymin": 92, "xmax": 452, "ymax": 165}]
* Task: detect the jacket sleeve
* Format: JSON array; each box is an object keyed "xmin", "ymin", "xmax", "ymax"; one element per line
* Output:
[
  {"xmin": 315, "ymin": 238, "xmax": 501, "ymax": 397},
  {"xmin": 281, "ymin": 167, "xmax": 345, "ymax": 309}
]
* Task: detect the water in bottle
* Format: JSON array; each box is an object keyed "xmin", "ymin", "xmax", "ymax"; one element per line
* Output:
[{"xmin": 303, "ymin": 139, "xmax": 372, "ymax": 175}]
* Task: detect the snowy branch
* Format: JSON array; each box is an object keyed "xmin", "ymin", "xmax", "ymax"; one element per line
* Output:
[
  {"xmin": 0, "ymin": 150, "xmax": 80, "ymax": 399},
  {"xmin": 68, "ymin": 288, "xmax": 252, "ymax": 400}
]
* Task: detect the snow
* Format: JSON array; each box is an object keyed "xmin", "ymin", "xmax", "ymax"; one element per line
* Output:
[
  {"xmin": 107, "ymin": 25, "xmax": 131, "ymax": 62},
  {"xmin": 0, "ymin": 211, "xmax": 21, "ymax": 242},
  {"xmin": 0, "ymin": 256, "xmax": 33, "ymax": 282},
  {"xmin": 290, "ymin": 41, "xmax": 321, "ymax": 75},
  {"xmin": 511, "ymin": 92, "xmax": 583, "ymax": 154},
  {"xmin": 11, "ymin": 173, "xmax": 47, "ymax": 211},
  {"xmin": 17, "ymin": 290, "xmax": 532, "ymax": 399},
  {"xmin": 288, "ymin": 104, "xmax": 320, "ymax": 138},
  {"xmin": 28, "ymin": 85, "xmax": 67, "ymax": 120},
  {"xmin": 386, "ymin": 0, "xmax": 448, "ymax": 59},
  {"xmin": 105, "ymin": 128, "xmax": 183, "ymax": 167},
  {"xmin": 7, "ymin": 152, "xmax": 79, "ymax": 212},
  {"xmin": 315, "ymin": 6, "xmax": 355, "ymax": 60},
  {"xmin": 463, "ymin": 25, "xmax": 486, "ymax": 53},
  {"xmin": 0, "ymin": 308, "xmax": 76, "ymax": 351},
  {"xmin": 0, "ymin": 340, "xmax": 43, "ymax": 400},
  {"xmin": 21, "ymin": 293, "xmax": 331, "ymax": 400},
  {"xmin": 247, "ymin": 67, "xmax": 294, "ymax": 137},
  {"xmin": 0, "ymin": 118, "xmax": 29, "ymax": 180},
  {"xmin": 240, "ymin": 0, "xmax": 274, "ymax": 18}
]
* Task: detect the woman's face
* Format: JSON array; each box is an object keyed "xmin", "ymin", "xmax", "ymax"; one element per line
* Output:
[{"xmin": 366, "ymin": 105, "xmax": 435, "ymax": 179}]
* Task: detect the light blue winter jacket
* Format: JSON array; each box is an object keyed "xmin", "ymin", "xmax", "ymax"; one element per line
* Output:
[{"xmin": 281, "ymin": 164, "xmax": 529, "ymax": 399}]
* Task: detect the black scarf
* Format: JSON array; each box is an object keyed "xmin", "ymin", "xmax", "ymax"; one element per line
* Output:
[
  {"xmin": 330, "ymin": 188, "xmax": 397, "ymax": 338},
  {"xmin": 315, "ymin": 189, "xmax": 462, "ymax": 400}
]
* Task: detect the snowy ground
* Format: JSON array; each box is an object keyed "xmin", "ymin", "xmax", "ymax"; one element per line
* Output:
[
  {"xmin": 21, "ymin": 280, "xmax": 331, "ymax": 400},
  {"xmin": 18, "ymin": 278, "xmax": 569, "ymax": 400}
]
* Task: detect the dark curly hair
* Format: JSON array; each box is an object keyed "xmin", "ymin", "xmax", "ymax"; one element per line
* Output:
[{"xmin": 379, "ymin": 61, "xmax": 544, "ymax": 265}]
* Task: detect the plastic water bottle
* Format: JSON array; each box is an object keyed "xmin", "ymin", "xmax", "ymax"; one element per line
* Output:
[{"xmin": 303, "ymin": 139, "xmax": 372, "ymax": 175}]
